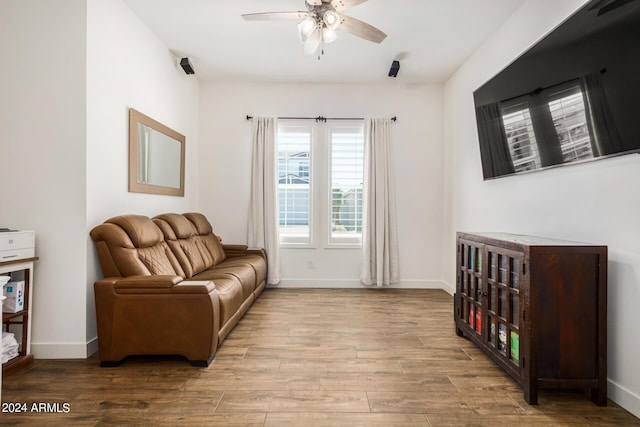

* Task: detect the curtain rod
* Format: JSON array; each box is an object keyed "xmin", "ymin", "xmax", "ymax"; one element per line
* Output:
[
  {"xmin": 498, "ymin": 69, "xmax": 607, "ymax": 105},
  {"xmin": 246, "ymin": 115, "xmax": 397, "ymax": 123}
]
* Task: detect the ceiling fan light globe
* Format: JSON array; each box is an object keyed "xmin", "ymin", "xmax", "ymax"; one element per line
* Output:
[
  {"xmin": 323, "ymin": 10, "xmax": 340, "ymax": 30},
  {"xmin": 303, "ymin": 27, "xmax": 322, "ymax": 55},
  {"xmin": 300, "ymin": 17, "xmax": 317, "ymax": 37},
  {"xmin": 322, "ymin": 28, "xmax": 338, "ymax": 43},
  {"xmin": 297, "ymin": 23, "xmax": 307, "ymax": 43}
]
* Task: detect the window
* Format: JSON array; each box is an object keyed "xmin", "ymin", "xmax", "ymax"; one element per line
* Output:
[
  {"xmin": 500, "ymin": 80, "xmax": 594, "ymax": 171},
  {"xmin": 277, "ymin": 120, "xmax": 364, "ymax": 247}
]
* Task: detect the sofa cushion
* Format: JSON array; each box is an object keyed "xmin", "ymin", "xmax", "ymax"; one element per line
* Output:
[
  {"xmin": 91, "ymin": 215, "xmax": 185, "ymax": 277},
  {"xmin": 220, "ymin": 255, "xmax": 267, "ymax": 287},
  {"xmin": 203, "ymin": 276, "xmax": 244, "ymax": 327},
  {"xmin": 107, "ymin": 215, "xmax": 165, "ymax": 248},
  {"xmin": 195, "ymin": 263, "xmax": 257, "ymax": 301},
  {"xmin": 184, "ymin": 213, "xmax": 227, "ymax": 264},
  {"xmin": 154, "ymin": 214, "xmax": 213, "ymax": 278},
  {"xmin": 136, "ymin": 244, "xmax": 185, "ymax": 276}
]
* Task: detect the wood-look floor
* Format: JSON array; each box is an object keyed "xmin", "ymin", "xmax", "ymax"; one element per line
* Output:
[{"xmin": 2, "ymin": 288, "xmax": 639, "ymax": 426}]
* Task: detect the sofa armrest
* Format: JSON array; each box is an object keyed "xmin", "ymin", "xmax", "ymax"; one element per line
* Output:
[
  {"xmin": 113, "ymin": 275, "xmax": 182, "ymax": 289},
  {"xmin": 93, "ymin": 276, "xmax": 220, "ymax": 365},
  {"xmin": 96, "ymin": 275, "xmax": 216, "ymax": 294},
  {"xmin": 222, "ymin": 244, "xmax": 267, "ymax": 259},
  {"xmin": 222, "ymin": 244, "xmax": 248, "ymax": 252}
]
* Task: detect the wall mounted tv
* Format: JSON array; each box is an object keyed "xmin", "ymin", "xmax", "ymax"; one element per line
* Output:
[{"xmin": 474, "ymin": 0, "xmax": 640, "ymax": 180}]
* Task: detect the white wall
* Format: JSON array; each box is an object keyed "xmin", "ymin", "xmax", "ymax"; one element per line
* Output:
[
  {"xmin": 86, "ymin": 0, "xmax": 200, "ymax": 350},
  {"xmin": 199, "ymin": 82, "xmax": 445, "ymax": 289},
  {"xmin": 0, "ymin": 0, "xmax": 200, "ymax": 359},
  {"xmin": 443, "ymin": 0, "xmax": 640, "ymax": 416},
  {"xmin": 0, "ymin": 0, "xmax": 89, "ymax": 358}
]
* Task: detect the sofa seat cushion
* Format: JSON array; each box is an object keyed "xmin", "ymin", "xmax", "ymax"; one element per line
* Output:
[
  {"xmin": 198, "ymin": 276, "xmax": 244, "ymax": 327},
  {"xmin": 221, "ymin": 255, "xmax": 267, "ymax": 286},
  {"xmin": 195, "ymin": 264, "xmax": 256, "ymax": 301}
]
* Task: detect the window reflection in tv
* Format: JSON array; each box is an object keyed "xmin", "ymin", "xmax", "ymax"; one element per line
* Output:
[{"xmin": 474, "ymin": 0, "xmax": 640, "ymax": 179}]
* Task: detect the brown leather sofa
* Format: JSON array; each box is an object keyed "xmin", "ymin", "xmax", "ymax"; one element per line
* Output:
[{"xmin": 90, "ymin": 212, "xmax": 267, "ymax": 367}]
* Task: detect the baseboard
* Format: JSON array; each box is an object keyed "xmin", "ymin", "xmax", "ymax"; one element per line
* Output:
[
  {"xmin": 31, "ymin": 337, "xmax": 99, "ymax": 359},
  {"xmin": 608, "ymin": 379, "xmax": 640, "ymax": 418},
  {"xmin": 87, "ymin": 336, "xmax": 99, "ymax": 357},
  {"xmin": 441, "ymin": 280, "xmax": 455, "ymax": 295},
  {"xmin": 271, "ymin": 279, "xmax": 449, "ymax": 289}
]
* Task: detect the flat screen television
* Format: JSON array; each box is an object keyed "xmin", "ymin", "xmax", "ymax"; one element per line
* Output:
[{"xmin": 473, "ymin": 0, "xmax": 640, "ymax": 179}]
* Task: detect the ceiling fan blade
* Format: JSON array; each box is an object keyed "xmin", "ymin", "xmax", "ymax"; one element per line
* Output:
[
  {"xmin": 338, "ymin": 15, "xmax": 387, "ymax": 43},
  {"xmin": 242, "ymin": 12, "xmax": 310, "ymax": 21},
  {"xmin": 330, "ymin": 0, "xmax": 368, "ymax": 12},
  {"xmin": 303, "ymin": 28, "xmax": 322, "ymax": 55}
]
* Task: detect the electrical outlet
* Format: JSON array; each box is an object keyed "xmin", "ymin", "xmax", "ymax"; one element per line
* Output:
[{"xmin": 307, "ymin": 261, "xmax": 314, "ymax": 269}]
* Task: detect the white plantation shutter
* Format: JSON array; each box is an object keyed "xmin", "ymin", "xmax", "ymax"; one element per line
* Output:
[
  {"xmin": 329, "ymin": 124, "xmax": 364, "ymax": 245},
  {"xmin": 547, "ymin": 86, "xmax": 593, "ymax": 162},
  {"xmin": 500, "ymin": 80, "xmax": 593, "ymax": 173},
  {"xmin": 277, "ymin": 122, "xmax": 313, "ymax": 245},
  {"xmin": 501, "ymin": 102, "xmax": 542, "ymax": 173}
]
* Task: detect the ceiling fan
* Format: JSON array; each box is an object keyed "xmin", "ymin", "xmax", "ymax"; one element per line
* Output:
[{"xmin": 241, "ymin": 0, "xmax": 387, "ymax": 57}]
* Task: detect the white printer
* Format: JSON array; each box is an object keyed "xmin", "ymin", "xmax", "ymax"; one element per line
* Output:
[{"xmin": 0, "ymin": 230, "xmax": 35, "ymax": 262}]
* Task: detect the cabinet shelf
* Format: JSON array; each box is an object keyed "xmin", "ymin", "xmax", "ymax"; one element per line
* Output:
[
  {"xmin": 1, "ymin": 257, "xmax": 37, "ymax": 378},
  {"xmin": 454, "ymin": 232, "xmax": 607, "ymax": 406},
  {"xmin": 2, "ymin": 354, "xmax": 34, "ymax": 376},
  {"xmin": 3, "ymin": 310, "xmax": 27, "ymax": 322}
]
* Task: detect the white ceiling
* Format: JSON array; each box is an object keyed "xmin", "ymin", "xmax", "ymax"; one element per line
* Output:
[{"xmin": 123, "ymin": 0, "xmax": 526, "ymax": 83}]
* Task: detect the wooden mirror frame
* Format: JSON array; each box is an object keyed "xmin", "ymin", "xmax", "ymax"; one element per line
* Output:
[{"xmin": 128, "ymin": 108, "xmax": 185, "ymax": 197}]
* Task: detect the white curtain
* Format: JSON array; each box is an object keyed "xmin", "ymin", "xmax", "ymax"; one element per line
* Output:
[
  {"xmin": 248, "ymin": 117, "xmax": 281, "ymax": 285},
  {"xmin": 360, "ymin": 118, "xmax": 400, "ymax": 287}
]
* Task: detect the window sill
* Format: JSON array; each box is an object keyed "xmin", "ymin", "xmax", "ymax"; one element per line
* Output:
[
  {"xmin": 279, "ymin": 244, "xmax": 361, "ymax": 250},
  {"xmin": 325, "ymin": 244, "xmax": 362, "ymax": 250},
  {"xmin": 279, "ymin": 243, "xmax": 316, "ymax": 249}
]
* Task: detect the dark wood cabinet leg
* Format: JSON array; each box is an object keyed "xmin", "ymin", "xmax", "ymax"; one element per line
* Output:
[
  {"xmin": 591, "ymin": 387, "xmax": 607, "ymax": 406},
  {"xmin": 524, "ymin": 383, "xmax": 538, "ymax": 405}
]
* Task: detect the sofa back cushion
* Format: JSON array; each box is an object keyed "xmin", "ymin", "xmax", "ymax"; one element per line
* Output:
[
  {"xmin": 90, "ymin": 215, "xmax": 185, "ymax": 278},
  {"xmin": 184, "ymin": 213, "xmax": 227, "ymax": 265},
  {"xmin": 153, "ymin": 213, "xmax": 224, "ymax": 278},
  {"xmin": 184, "ymin": 212, "xmax": 227, "ymax": 265}
]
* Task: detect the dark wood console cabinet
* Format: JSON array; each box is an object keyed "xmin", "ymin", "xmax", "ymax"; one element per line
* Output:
[{"xmin": 454, "ymin": 232, "xmax": 607, "ymax": 405}]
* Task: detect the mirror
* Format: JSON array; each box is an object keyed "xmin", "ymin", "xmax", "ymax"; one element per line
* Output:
[{"xmin": 129, "ymin": 108, "xmax": 185, "ymax": 196}]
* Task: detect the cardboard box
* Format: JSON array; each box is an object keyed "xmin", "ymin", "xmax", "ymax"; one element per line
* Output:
[{"xmin": 3, "ymin": 280, "xmax": 25, "ymax": 313}]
